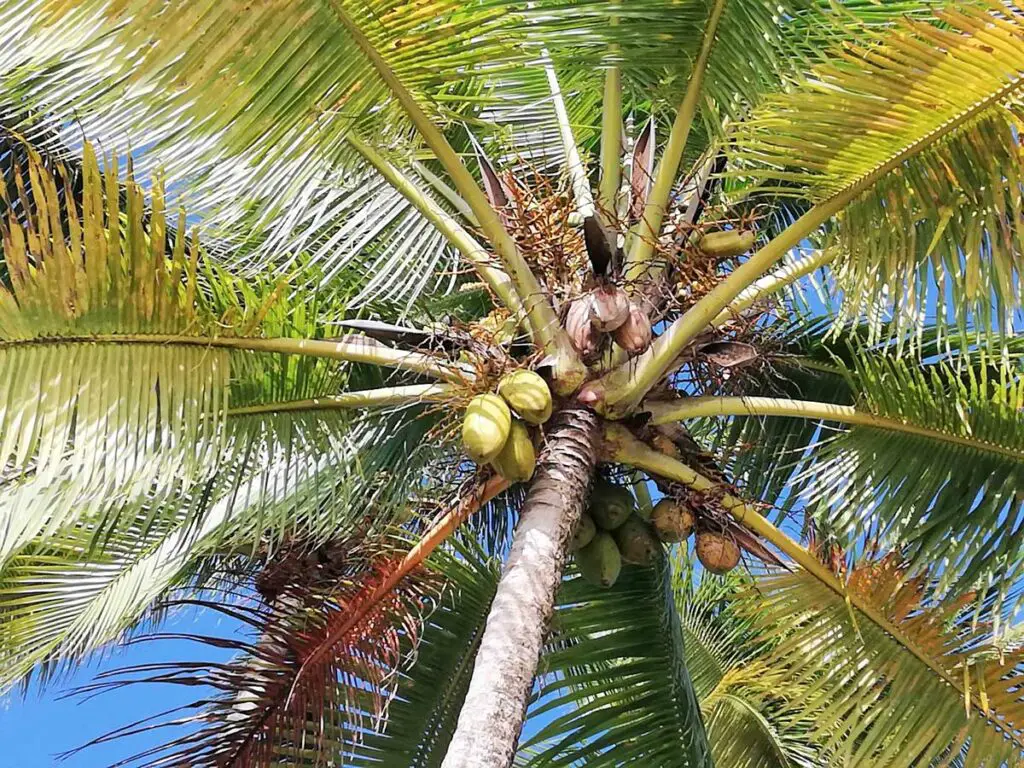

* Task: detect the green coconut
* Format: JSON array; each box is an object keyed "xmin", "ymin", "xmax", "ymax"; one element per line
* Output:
[
  {"xmin": 588, "ymin": 477, "xmax": 635, "ymax": 531},
  {"xmin": 576, "ymin": 531, "xmax": 622, "ymax": 588},
  {"xmin": 490, "ymin": 419, "xmax": 536, "ymax": 483},
  {"xmin": 497, "ymin": 370, "xmax": 553, "ymax": 425},
  {"xmin": 570, "ymin": 512, "xmax": 597, "ymax": 552},
  {"xmin": 613, "ymin": 515, "xmax": 662, "ymax": 566},
  {"xmin": 462, "ymin": 393, "xmax": 511, "ymax": 463}
]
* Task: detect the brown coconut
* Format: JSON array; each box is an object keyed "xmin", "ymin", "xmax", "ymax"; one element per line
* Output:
[
  {"xmin": 696, "ymin": 532, "xmax": 741, "ymax": 575},
  {"xmin": 651, "ymin": 499, "xmax": 695, "ymax": 543}
]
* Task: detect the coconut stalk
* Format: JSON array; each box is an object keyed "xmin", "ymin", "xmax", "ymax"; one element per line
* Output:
[{"xmin": 442, "ymin": 406, "xmax": 600, "ymax": 768}]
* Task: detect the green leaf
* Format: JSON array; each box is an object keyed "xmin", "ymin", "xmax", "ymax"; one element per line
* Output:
[
  {"xmin": 730, "ymin": 3, "xmax": 1024, "ymax": 340},
  {"xmin": 519, "ymin": 557, "xmax": 712, "ymax": 767},
  {"xmin": 748, "ymin": 560, "xmax": 1024, "ymax": 767}
]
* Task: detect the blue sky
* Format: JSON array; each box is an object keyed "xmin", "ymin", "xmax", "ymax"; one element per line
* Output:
[{"xmin": 0, "ymin": 607, "xmax": 235, "ymax": 768}]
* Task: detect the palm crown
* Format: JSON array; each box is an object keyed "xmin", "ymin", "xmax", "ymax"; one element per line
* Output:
[{"xmin": 1, "ymin": 0, "xmax": 1023, "ymax": 766}]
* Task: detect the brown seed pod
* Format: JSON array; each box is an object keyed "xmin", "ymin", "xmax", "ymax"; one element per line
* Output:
[
  {"xmin": 613, "ymin": 301, "xmax": 653, "ymax": 356},
  {"xmin": 565, "ymin": 296, "xmax": 599, "ymax": 358},
  {"xmin": 696, "ymin": 531, "xmax": 741, "ymax": 574},
  {"xmin": 589, "ymin": 284, "xmax": 630, "ymax": 332},
  {"xmin": 651, "ymin": 499, "xmax": 695, "ymax": 543}
]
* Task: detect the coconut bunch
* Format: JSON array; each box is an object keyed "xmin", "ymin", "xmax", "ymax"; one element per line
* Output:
[
  {"xmin": 461, "ymin": 369, "xmax": 553, "ymax": 483},
  {"xmin": 650, "ymin": 497, "xmax": 740, "ymax": 575},
  {"xmin": 570, "ymin": 477, "xmax": 663, "ymax": 588},
  {"xmin": 565, "ymin": 281, "xmax": 653, "ymax": 362}
]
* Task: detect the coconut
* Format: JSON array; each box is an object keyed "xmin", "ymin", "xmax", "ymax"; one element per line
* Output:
[
  {"xmin": 576, "ymin": 531, "xmax": 622, "ymax": 588},
  {"xmin": 651, "ymin": 499, "xmax": 695, "ymax": 543},
  {"xmin": 588, "ymin": 477, "xmax": 635, "ymax": 531},
  {"xmin": 570, "ymin": 512, "xmax": 597, "ymax": 551},
  {"xmin": 565, "ymin": 296, "xmax": 599, "ymax": 358},
  {"xmin": 696, "ymin": 532, "xmax": 741, "ymax": 574},
  {"xmin": 590, "ymin": 284, "xmax": 630, "ymax": 332},
  {"xmin": 461, "ymin": 393, "xmax": 511, "ymax": 463},
  {"xmin": 613, "ymin": 301, "xmax": 653, "ymax": 356},
  {"xmin": 497, "ymin": 370, "xmax": 552, "ymax": 425},
  {"xmin": 699, "ymin": 229, "xmax": 756, "ymax": 258},
  {"xmin": 613, "ymin": 515, "xmax": 662, "ymax": 566},
  {"xmin": 490, "ymin": 419, "xmax": 536, "ymax": 483}
]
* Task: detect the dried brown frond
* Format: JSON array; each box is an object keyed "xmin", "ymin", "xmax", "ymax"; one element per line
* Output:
[{"xmin": 68, "ymin": 543, "xmax": 440, "ymax": 768}]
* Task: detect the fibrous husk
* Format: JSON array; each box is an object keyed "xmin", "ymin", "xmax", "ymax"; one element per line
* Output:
[
  {"xmin": 613, "ymin": 515, "xmax": 662, "ymax": 566},
  {"xmin": 565, "ymin": 296, "xmax": 599, "ymax": 358},
  {"xmin": 650, "ymin": 433, "xmax": 681, "ymax": 460},
  {"xmin": 590, "ymin": 283, "xmax": 630, "ymax": 332},
  {"xmin": 490, "ymin": 419, "xmax": 536, "ymax": 483},
  {"xmin": 699, "ymin": 229, "xmax": 755, "ymax": 258},
  {"xmin": 588, "ymin": 477, "xmax": 635, "ymax": 531},
  {"xmin": 613, "ymin": 301, "xmax": 653, "ymax": 356},
  {"xmin": 497, "ymin": 369, "xmax": 552, "ymax": 425},
  {"xmin": 570, "ymin": 513, "xmax": 597, "ymax": 551},
  {"xmin": 651, "ymin": 499, "xmax": 695, "ymax": 543},
  {"xmin": 462, "ymin": 393, "xmax": 511, "ymax": 463},
  {"xmin": 576, "ymin": 531, "xmax": 622, "ymax": 588},
  {"xmin": 696, "ymin": 531, "xmax": 741, "ymax": 574}
]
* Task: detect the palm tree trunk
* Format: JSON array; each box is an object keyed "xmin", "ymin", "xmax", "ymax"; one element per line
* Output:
[{"xmin": 441, "ymin": 406, "xmax": 600, "ymax": 768}]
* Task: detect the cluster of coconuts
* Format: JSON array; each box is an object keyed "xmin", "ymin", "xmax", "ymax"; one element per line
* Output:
[
  {"xmin": 461, "ymin": 369, "xmax": 552, "ymax": 483},
  {"xmin": 651, "ymin": 498, "xmax": 741, "ymax": 575},
  {"xmin": 571, "ymin": 478, "xmax": 662, "ymax": 588},
  {"xmin": 565, "ymin": 283, "xmax": 652, "ymax": 359}
]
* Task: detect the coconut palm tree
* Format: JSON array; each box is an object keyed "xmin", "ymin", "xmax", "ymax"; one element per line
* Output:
[{"xmin": 1, "ymin": 0, "xmax": 1024, "ymax": 765}]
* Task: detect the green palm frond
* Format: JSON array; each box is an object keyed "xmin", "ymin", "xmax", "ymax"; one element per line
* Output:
[
  {"xmin": 730, "ymin": 3, "xmax": 1024, "ymax": 339},
  {"xmin": 0, "ymin": 406, "xmax": 449, "ymax": 695},
  {"xmin": 1, "ymin": 0, "xmax": 514, "ymax": 231},
  {"xmin": 678, "ymin": 563, "xmax": 823, "ymax": 768},
  {"xmin": 790, "ymin": 349, "xmax": 1024, "ymax": 604},
  {"xmin": 518, "ymin": 557, "xmax": 712, "ymax": 767},
  {"xmin": 749, "ymin": 558, "xmax": 1024, "ymax": 767}
]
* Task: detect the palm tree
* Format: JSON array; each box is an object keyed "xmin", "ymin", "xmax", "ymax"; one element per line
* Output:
[{"xmin": 1, "ymin": 0, "xmax": 1024, "ymax": 765}]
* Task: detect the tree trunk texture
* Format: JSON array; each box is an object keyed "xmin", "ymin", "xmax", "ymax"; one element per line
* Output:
[{"xmin": 441, "ymin": 406, "xmax": 600, "ymax": 768}]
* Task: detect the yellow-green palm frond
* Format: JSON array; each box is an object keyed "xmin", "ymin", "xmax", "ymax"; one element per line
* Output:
[
  {"xmin": 0, "ymin": 138, "xmax": 456, "ymax": 572},
  {"xmin": 749, "ymin": 556, "xmax": 1024, "ymax": 767},
  {"xmin": 730, "ymin": 3, "xmax": 1024, "ymax": 341}
]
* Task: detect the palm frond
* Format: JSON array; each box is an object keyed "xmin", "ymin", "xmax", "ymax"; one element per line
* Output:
[
  {"xmin": 731, "ymin": 3, "xmax": 1024, "ymax": 339},
  {"xmin": 518, "ymin": 557, "xmax": 712, "ymax": 767},
  {"xmin": 787, "ymin": 348, "xmax": 1024, "ymax": 606},
  {"xmin": 0, "ymin": 406, "xmax": 450, "ymax": 696},
  {"xmin": 749, "ymin": 557, "xmax": 1024, "ymax": 767},
  {"xmin": 68, "ymin": 543, "xmax": 439, "ymax": 768}
]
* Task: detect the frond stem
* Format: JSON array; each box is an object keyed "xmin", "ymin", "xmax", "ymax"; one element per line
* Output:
[
  {"xmin": 624, "ymin": 0, "xmax": 727, "ymax": 283},
  {"xmin": 289, "ymin": 474, "xmax": 508, "ymax": 691},
  {"xmin": 348, "ymin": 135, "xmax": 526, "ymax": 324},
  {"xmin": 710, "ymin": 248, "xmax": 835, "ymax": 327},
  {"xmin": 645, "ymin": 395, "xmax": 1024, "ymax": 463},
  {"xmin": 598, "ymin": 27, "xmax": 621, "ymax": 217},
  {"xmin": 325, "ymin": 1, "xmax": 582, "ymax": 387},
  {"xmin": 228, "ymin": 384, "xmax": 452, "ymax": 417},
  {"xmin": 544, "ymin": 53, "xmax": 594, "ymax": 217},
  {"xmin": 2, "ymin": 334, "xmax": 470, "ymax": 383}
]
